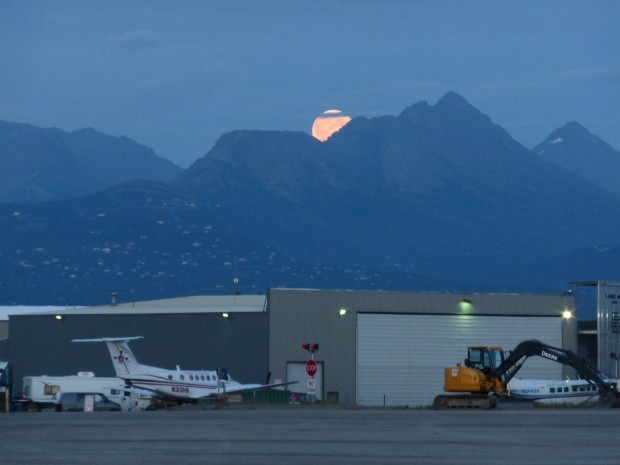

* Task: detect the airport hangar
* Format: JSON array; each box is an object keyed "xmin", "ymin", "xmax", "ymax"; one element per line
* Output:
[{"xmin": 7, "ymin": 288, "xmax": 576, "ymax": 407}]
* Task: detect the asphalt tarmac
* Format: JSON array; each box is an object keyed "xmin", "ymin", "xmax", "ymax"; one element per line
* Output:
[{"xmin": 1, "ymin": 404, "xmax": 619, "ymax": 465}]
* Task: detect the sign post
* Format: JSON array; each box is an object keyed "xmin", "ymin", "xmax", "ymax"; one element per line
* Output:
[{"xmin": 302, "ymin": 342, "xmax": 320, "ymax": 399}]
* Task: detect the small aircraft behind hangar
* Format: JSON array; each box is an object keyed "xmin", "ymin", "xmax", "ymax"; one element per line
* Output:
[{"xmin": 72, "ymin": 336, "xmax": 296, "ymax": 401}]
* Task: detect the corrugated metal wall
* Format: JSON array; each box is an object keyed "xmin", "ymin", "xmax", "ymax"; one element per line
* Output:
[
  {"xmin": 597, "ymin": 282, "xmax": 620, "ymax": 377},
  {"xmin": 268, "ymin": 289, "xmax": 576, "ymax": 406},
  {"xmin": 357, "ymin": 313, "xmax": 562, "ymax": 407}
]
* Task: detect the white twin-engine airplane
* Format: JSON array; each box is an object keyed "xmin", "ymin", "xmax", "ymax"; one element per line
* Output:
[
  {"xmin": 507, "ymin": 377, "xmax": 607, "ymax": 404},
  {"xmin": 72, "ymin": 336, "xmax": 296, "ymax": 401}
]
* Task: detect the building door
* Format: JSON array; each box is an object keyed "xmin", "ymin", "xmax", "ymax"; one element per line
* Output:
[
  {"xmin": 356, "ymin": 313, "xmax": 562, "ymax": 407},
  {"xmin": 286, "ymin": 361, "xmax": 323, "ymax": 401}
]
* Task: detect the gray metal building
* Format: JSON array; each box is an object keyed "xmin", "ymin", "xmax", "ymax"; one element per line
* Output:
[
  {"xmin": 267, "ymin": 289, "xmax": 576, "ymax": 407},
  {"xmin": 0, "ymin": 306, "xmax": 70, "ymax": 359},
  {"xmin": 7, "ymin": 289, "xmax": 576, "ymax": 407},
  {"xmin": 8, "ymin": 295, "xmax": 270, "ymax": 394},
  {"xmin": 592, "ymin": 281, "xmax": 620, "ymax": 378}
]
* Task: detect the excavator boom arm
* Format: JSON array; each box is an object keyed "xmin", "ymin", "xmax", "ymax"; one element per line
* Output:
[{"xmin": 491, "ymin": 339, "xmax": 614, "ymax": 392}]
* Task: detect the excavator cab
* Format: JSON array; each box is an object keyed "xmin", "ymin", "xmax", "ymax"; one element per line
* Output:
[
  {"xmin": 443, "ymin": 346, "xmax": 506, "ymax": 395},
  {"xmin": 465, "ymin": 346, "xmax": 505, "ymax": 374},
  {"xmin": 438, "ymin": 345, "xmax": 507, "ymax": 408}
]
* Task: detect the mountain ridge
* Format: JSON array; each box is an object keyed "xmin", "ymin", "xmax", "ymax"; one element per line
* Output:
[
  {"xmin": 1, "ymin": 92, "xmax": 619, "ymax": 311},
  {"xmin": 170, "ymin": 92, "xmax": 620, "ymax": 278},
  {"xmin": 0, "ymin": 121, "xmax": 183, "ymax": 203}
]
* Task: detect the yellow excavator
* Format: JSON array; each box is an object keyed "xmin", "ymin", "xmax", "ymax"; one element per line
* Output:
[{"xmin": 433, "ymin": 339, "xmax": 620, "ymax": 409}]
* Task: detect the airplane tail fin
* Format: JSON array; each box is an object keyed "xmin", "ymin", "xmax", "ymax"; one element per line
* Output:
[{"xmin": 72, "ymin": 337, "xmax": 144, "ymax": 377}]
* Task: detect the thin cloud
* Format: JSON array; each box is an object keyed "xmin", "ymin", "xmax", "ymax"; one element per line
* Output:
[
  {"xmin": 117, "ymin": 30, "xmax": 161, "ymax": 50},
  {"xmin": 550, "ymin": 65, "xmax": 620, "ymax": 82}
]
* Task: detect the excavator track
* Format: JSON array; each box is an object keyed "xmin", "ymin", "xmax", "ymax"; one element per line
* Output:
[{"xmin": 433, "ymin": 395, "xmax": 497, "ymax": 410}]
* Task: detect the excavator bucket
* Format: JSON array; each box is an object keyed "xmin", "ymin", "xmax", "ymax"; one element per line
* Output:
[{"xmin": 595, "ymin": 390, "xmax": 620, "ymax": 408}]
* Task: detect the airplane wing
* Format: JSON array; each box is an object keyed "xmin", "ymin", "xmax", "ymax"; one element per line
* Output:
[
  {"xmin": 261, "ymin": 380, "xmax": 299, "ymax": 390},
  {"xmin": 72, "ymin": 336, "xmax": 144, "ymax": 343},
  {"xmin": 212, "ymin": 380, "xmax": 299, "ymax": 396}
]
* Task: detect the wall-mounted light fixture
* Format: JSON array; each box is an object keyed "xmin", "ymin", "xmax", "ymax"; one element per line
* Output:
[
  {"xmin": 222, "ymin": 312, "xmax": 230, "ymax": 319},
  {"xmin": 338, "ymin": 308, "xmax": 347, "ymax": 317},
  {"xmin": 459, "ymin": 299, "xmax": 473, "ymax": 312},
  {"xmin": 562, "ymin": 310, "xmax": 573, "ymax": 319},
  {"xmin": 55, "ymin": 315, "xmax": 63, "ymax": 321}
]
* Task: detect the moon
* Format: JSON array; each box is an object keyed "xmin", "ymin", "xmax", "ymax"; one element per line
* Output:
[{"xmin": 312, "ymin": 109, "xmax": 351, "ymax": 142}]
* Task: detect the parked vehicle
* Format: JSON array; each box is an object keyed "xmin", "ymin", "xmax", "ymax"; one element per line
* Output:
[
  {"xmin": 21, "ymin": 372, "xmax": 151, "ymax": 411},
  {"xmin": 56, "ymin": 392, "xmax": 121, "ymax": 412},
  {"xmin": 0, "ymin": 361, "xmax": 12, "ymax": 412}
]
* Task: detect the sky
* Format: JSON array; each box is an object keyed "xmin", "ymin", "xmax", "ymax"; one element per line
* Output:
[{"xmin": 1, "ymin": 1, "xmax": 619, "ymax": 168}]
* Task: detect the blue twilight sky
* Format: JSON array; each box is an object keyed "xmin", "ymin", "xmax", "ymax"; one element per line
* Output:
[{"xmin": 1, "ymin": 1, "xmax": 618, "ymax": 168}]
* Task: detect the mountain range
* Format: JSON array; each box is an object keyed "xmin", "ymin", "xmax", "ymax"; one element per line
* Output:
[
  {"xmin": 0, "ymin": 121, "xmax": 182, "ymax": 202},
  {"xmin": 1, "ymin": 92, "xmax": 619, "ymax": 318}
]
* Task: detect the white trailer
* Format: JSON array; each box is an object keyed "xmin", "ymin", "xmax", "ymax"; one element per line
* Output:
[{"xmin": 22, "ymin": 372, "xmax": 151, "ymax": 411}]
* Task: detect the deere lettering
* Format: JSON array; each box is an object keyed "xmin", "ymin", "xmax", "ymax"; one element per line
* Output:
[{"xmin": 541, "ymin": 350, "xmax": 558, "ymax": 361}]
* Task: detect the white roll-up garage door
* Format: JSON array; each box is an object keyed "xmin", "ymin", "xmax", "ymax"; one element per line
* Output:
[{"xmin": 357, "ymin": 313, "xmax": 563, "ymax": 407}]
